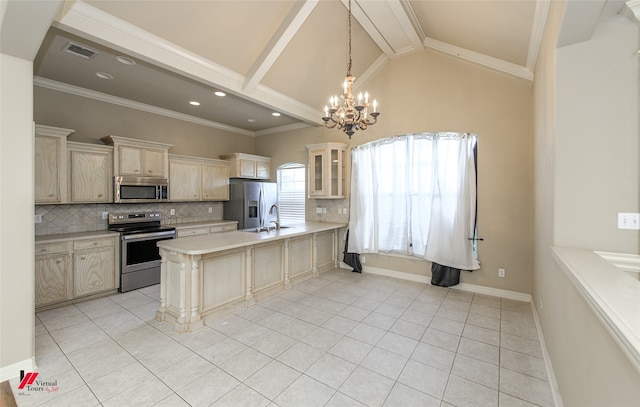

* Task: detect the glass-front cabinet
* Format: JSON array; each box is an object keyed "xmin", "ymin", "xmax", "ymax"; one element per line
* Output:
[{"xmin": 306, "ymin": 142, "xmax": 347, "ymax": 199}]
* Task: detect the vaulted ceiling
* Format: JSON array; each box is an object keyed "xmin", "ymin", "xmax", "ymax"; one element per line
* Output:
[{"xmin": 32, "ymin": 0, "xmax": 627, "ymax": 137}]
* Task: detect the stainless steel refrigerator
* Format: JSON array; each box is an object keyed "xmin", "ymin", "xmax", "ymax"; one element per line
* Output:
[{"xmin": 224, "ymin": 182, "xmax": 278, "ymax": 230}]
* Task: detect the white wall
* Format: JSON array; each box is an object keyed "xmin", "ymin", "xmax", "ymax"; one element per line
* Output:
[
  {"xmin": 0, "ymin": 0, "xmax": 62, "ymax": 380},
  {"xmin": 555, "ymin": 16, "xmax": 639, "ymax": 252},
  {"xmin": 0, "ymin": 53, "xmax": 36, "ymax": 379}
]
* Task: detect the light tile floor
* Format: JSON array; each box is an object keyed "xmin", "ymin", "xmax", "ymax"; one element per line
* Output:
[{"xmin": 11, "ymin": 269, "xmax": 555, "ymax": 407}]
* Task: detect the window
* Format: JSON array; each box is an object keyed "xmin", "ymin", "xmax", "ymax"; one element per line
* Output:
[
  {"xmin": 348, "ymin": 133, "xmax": 479, "ymax": 270},
  {"xmin": 277, "ymin": 163, "xmax": 306, "ymax": 224}
]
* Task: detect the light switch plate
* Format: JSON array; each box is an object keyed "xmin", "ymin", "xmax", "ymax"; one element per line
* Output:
[
  {"xmin": 34, "ymin": 214, "xmax": 42, "ymax": 223},
  {"xmin": 618, "ymin": 213, "xmax": 640, "ymax": 230}
]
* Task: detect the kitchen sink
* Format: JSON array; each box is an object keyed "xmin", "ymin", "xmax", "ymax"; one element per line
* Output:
[{"xmin": 243, "ymin": 226, "xmax": 291, "ymax": 233}]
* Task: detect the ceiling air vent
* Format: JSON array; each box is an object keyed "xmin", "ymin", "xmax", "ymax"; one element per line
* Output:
[{"xmin": 62, "ymin": 42, "xmax": 98, "ymax": 59}]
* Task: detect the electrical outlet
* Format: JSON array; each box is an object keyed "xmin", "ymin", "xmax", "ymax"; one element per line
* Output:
[
  {"xmin": 322, "ymin": 208, "xmax": 326, "ymax": 213},
  {"xmin": 618, "ymin": 212, "xmax": 640, "ymax": 230},
  {"xmin": 208, "ymin": 207, "xmax": 213, "ymax": 213},
  {"xmin": 34, "ymin": 214, "xmax": 42, "ymax": 223},
  {"xmin": 170, "ymin": 208, "xmax": 175, "ymax": 216},
  {"xmin": 498, "ymin": 268, "xmax": 505, "ymax": 278},
  {"xmin": 316, "ymin": 208, "xmax": 322, "ymax": 214},
  {"xmin": 102, "ymin": 211, "xmax": 109, "ymax": 220},
  {"xmin": 361, "ymin": 256, "xmax": 366, "ymax": 264}
]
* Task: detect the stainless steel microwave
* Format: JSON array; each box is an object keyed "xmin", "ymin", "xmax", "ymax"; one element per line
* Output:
[{"xmin": 114, "ymin": 176, "xmax": 169, "ymax": 203}]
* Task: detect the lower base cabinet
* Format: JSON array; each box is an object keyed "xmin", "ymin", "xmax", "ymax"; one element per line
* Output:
[
  {"xmin": 35, "ymin": 235, "xmax": 119, "ymax": 310},
  {"xmin": 35, "ymin": 253, "xmax": 72, "ymax": 307},
  {"xmin": 73, "ymin": 247, "xmax": 116, "ymax": 297}
]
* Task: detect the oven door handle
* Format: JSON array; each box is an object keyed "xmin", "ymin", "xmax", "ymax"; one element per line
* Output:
[{"xmin": 122, "ymin": 230, "xmax": 176, "ymax": 241}]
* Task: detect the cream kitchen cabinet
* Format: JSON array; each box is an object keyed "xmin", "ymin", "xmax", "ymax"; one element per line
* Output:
[
  {"xmin": 219, "ymin": 153, "xmax": 271, "ymax": 180},
  {"xmin": 35, "ymin": 125, "xmax": 73, "ymax": 204},
  {"xmin": 102, "ymin": 135, "xmax": 172, "ymax": 178},
  {"xmin": 72, "ymin": 238, "xmax": 117, "ymax": 298},
  {"xmin": 35, "ymin": 242, "xmax": 72, "ymax": 307},
  {"xmin": 35, "ymin": 234, "xmax": 119, "ymax": 310},
  {"xmin": 67, "ymin": 142, "xmax": 113, "ymax": 203},
  {"xmin": 169, "ymin": 155, "xmax": 230, "ymax": 201},
  {"xmin": 202, "ymin": 161, "xmax": 230, "ymax": 201},
  {"xmin": 306, "ymin": 142, "xmax": 347, "ymax": 199},
  {"xmin": 175, "ymin": 221, "xmax": 238, "ymax": 238}
]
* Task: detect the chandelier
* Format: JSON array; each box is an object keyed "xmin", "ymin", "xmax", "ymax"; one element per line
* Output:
[{"xmin": 322, "ymin": 0, "xmax": 379, "ymax": 139}]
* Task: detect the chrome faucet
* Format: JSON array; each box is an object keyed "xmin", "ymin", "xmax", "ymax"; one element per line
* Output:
[{"xmin": 269, "ymin": 204, "xmax": 280, "ymax": 230}]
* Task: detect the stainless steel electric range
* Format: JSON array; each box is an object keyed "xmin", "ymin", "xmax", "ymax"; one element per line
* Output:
[{"xmin": 108, "ymin": 212, "xmax": 176, "ymax": 292}]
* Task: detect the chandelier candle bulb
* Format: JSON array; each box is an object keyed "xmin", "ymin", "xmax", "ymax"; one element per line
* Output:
[
  {"xmin": 365, "ymin": 92, "xmax": 369, "ymax": 104},
  {"xmin": 373, "ymin": 99, "xmax": 377, "ymax": 112},
  {"xmin": 358, "ymin": 93, "xmax": 363, "ymax": 104}
]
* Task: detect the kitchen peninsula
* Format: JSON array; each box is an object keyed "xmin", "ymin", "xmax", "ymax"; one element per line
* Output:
[{"xmin": 155, "ymin": 222, "xmax": 346, "ymax": 332}]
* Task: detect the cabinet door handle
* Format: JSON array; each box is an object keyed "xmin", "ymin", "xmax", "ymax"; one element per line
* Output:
[
  {"xmin": 56, "ymin": 260, "xmax": 62, "ymax": 264},
  {"xmin": 93, "ymin": 242, "xmax": 98, "ymax": 245},
  {"xmin": 80, "ymin": 257, "xmax": 86, "ymax": 260},
  {"xmin": 97, "ymin": 194, "xmax": 103, "ymax": 198}
]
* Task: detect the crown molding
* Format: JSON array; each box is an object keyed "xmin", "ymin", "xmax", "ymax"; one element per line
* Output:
[
  {"xmin": 423, "ymin": 37, "xmax": 534, "ymax": 81},
  {"xmin": 526, "ymin": 0, "xmax": 550, "ymax": 72},
  {"xmin": 34, "ymin": 77, "xmax": 257, "ymax": 137},
  {"xmin": 625, "ymin": 0, "xmax": 640, "ymax": 22}
]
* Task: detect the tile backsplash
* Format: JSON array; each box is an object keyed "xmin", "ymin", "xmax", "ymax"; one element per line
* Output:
[
  {"xmin": 36, "ymin": 199, "xmax": 350, "ymax": 236},
  {"xmin": 35, "ymin": 202, "xmax": 224, "ymax": 236},
  {"xmin": 306, "ymin": 199, "xmax": 350, "ymax": 224}
]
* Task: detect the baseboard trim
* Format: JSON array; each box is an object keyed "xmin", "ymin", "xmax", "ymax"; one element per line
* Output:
[
  {"xmin": 340, "ymin": 262, "xmax": 532, "ymax": 302},
  {"xmin": 531, "ymin": 302, "xmax": 565, "ymax": 407},
  {"xmin": 456, "ymin": 283, "xmax": 532, "ymax": 303},
  {"xmin": 0, "ymin": 357, "xmax": 35, "ymax": 382}
]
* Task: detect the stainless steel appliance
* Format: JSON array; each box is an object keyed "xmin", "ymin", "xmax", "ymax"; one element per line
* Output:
[
  {"xmin": 113, "ymin": 176, "xmax": 169, "ymax": 203},
  {"xmin": 224, "ymin": 182, "xmax": 278, "ymax": 230},
  {"xmin": 108, "ymin": 212, "xmax": 176, "ymax": 292}
]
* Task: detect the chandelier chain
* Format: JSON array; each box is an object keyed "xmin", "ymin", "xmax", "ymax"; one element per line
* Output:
[{"xmin": 347, "ymin": 0, "xmax": 352, "ymax": 77}]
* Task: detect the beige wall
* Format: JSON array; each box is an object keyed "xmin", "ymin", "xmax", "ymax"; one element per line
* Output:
[
  {"xmin": 0, "ymin": 54, "xmax": 36, "ymax": 376},
  {"xmin": 34, "ymin": 86, "xmax": 256, "ymax": 159},
  {"xmin": 258, "ymin": 48, "xmax": 534, "ymax": 294},
  {"xmin": 533, "ymin": 1, "xmax": 640, "ymax": 405}
]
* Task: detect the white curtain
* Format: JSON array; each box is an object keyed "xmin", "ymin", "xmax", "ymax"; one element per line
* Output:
[{"xmin": 348, "ymin": 133, "xmax": 480, "ymax": 271}]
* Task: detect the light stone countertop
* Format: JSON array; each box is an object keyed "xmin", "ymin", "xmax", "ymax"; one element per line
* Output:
[
  {"xmin": 158, "ymin": 221, "xmax": 346, "ymax": 255},
  {"xmin": 552, "ymin": 247, "xmax": 640, "ymax": 375},
  {"xmin": 172, "ymin": 220, "xmax": 238, "ymax": 229},
  {"xmin": 36, "ymin": 230, "xmax": 120, "ymax": 243}
]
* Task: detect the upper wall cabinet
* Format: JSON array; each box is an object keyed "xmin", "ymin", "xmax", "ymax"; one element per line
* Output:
[
  {"xmin": 67, "ymin": 142, "xmax": 113, "ymax": 203},
  {"xmin": 306, "ymin": 142, "xmax": 347, "ymax": 199},
  {"xmin": 220, "ymin": 153, "xmax": 272, "ymax": 180},
  {"xmin": 35, "ymin": 125, "xmax": 73, "ymax": 204},
  {"xmin": 101, "ymin": 135, "xmax": 172, "ymax": 178},
  {"xmin": 169, "ymin": 154, "xmax": 230, "ymax": 202}
]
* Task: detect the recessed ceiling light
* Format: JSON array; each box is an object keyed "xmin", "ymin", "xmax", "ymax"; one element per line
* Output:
[
  {"xmin": 116, "ymin": 56, "xmax": 136, "ymax": 65},
  {"xmin": 248, "ymin": 119, "xmax": 256, "ymax": 123},
  {"xmin": 214, "ymin": 91, "xmax": 226, "ymax": 97},
  {"xmin": 190, "ymin": 101, "xmax": 201, "ymax": 106},
  {"xmin": 96, "ymin": 72, "xmax": 113, "ymax": 80},
  {"xmin": 272, "ymin": 112, "xmax": 281, "ymax": 117}
]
